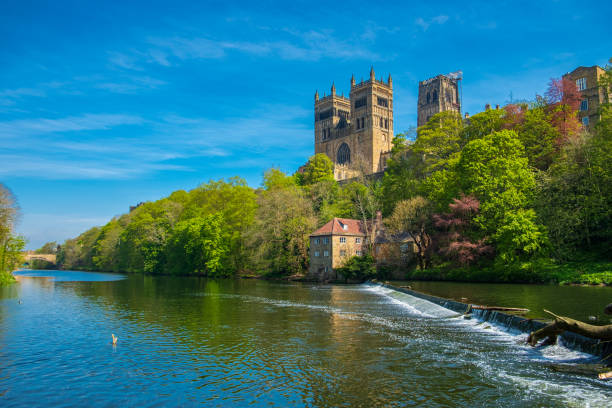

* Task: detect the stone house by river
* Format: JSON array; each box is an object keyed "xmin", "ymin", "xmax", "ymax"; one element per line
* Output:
[{"xmin": 308, "ymin": 213, "xmax": 415, "ymax": 281}]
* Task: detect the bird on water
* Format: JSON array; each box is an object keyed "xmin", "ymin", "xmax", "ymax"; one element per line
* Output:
[{"xmin": 111, "ymin": 334, "xmax": 118, "ymax": 345}]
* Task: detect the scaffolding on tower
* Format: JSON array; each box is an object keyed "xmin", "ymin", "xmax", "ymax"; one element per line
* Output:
[{"xmin": 447, "ymin": 70, "xmax": 463, "ymax": 116}]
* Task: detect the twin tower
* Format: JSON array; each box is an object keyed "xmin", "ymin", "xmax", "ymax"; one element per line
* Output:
[{"xmin": 314, "ymin": 68, "xmax": 460, "ymax": 180}]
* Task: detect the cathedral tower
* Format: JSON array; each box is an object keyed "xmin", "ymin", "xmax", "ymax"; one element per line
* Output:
[
  {"xmin": 314, "ymin": 68, "xmax": 393, "ymax": 180},
  {"xmin": 417, "ymin": 72, "xmax": 461, "ymax": 127}
]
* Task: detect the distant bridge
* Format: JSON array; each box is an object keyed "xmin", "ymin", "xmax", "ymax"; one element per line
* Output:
[{"xmin": 23, "ymin": 252, "xmax": 57, "ymax": 264}]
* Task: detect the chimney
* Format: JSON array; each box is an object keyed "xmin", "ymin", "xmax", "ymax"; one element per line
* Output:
[
  {"xmin": 464, "ymin": 112, "xmax": 470, "ymax": 119},
  {"xmin": 495, "ymin": 104, "xmax": 500, "ymax": 110},
  {"xmin": 485, "ymin": 103, "xmax": 491, "ymax": 110}
]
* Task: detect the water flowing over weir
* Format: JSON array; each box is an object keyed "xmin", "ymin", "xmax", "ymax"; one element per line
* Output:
[
  {"xmin": 1, "ymin": 272, "xmax": 611, "ymax": 407},
  {"xmin": 371, "ymin": 282, "xmax": 612, "ymax": 359}
]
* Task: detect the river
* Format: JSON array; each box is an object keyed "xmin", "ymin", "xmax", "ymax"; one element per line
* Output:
[{"xmin": 1, "ymin": 270, "xmax": 610, "ymax": 407}]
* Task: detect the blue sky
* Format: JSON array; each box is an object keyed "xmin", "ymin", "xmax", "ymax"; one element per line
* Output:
[{"xmin": 1, "ymin": 0, "xmax": 610, "ymax": 249}]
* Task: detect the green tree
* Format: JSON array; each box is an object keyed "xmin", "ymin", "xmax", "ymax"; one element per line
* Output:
[
  {"xmin": 35, "ymin": 241, "xmax": 58, "ymax": 254},
  {"xmin": 336, "ymin": 254, "xmax": 376, "ymax": 282},
  {"xmin": 535, "ymin": 131, "xmax": 611, "ymax": 258},
  {"xmin": 457, "ymin": 130, "xmax": 547, "ymax": 262},
  {"xmin": 380, "ymin": 131, "xmax": 423, "ymax": 215},
  {"xmin": 386, "ymin": 196, "xmax": 434, "ymax": 270},
  {"xmin": 246, "ymin": 170, "xmax": 317, "ymax": 276},
  {"xmin": 166, "ymin": 213, "xmax": 228, "ymax": 276},
  {"xmin": 414, "ymin": 111, "xmax": 463, "ymax": 174},
  {"xmin": 461, "ymin": 108, "xmax": 506, "ymax": 144},
  {"xmin": 301, "ymin": 153, "xmax": 334, "ymax": 185}
]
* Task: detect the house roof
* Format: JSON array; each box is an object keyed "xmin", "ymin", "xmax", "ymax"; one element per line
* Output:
[{"xmin": 310, "ymin": 218, "xmax": 366, "ymax": 237}]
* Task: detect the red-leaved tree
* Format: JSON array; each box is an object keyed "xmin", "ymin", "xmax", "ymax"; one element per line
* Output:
[
  {"xmin": 544, "ymin": 77, "xmax": 582, "ymax": 143},
  {"xmin": 433, "ymin": 195, "xmax": 493, "ymax": 266}
]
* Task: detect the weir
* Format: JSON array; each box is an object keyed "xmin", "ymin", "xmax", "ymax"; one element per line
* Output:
[{"xmin": 374, "ymin": 281, "xmax": 612, "ymax": 361}]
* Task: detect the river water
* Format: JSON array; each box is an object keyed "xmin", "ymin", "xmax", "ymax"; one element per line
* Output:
[{"xmin": 1, "ymin": 270, "xmax": 610, "ymax": 407}]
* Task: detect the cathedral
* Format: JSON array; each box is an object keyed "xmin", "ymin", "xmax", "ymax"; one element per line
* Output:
[
  {"xmin": 314, "ymin": 68, "xmax": 461, "ymax": 181},
  {"xmin": 314, "ymin": 67, "xmax": 394, "ymax": 180}
]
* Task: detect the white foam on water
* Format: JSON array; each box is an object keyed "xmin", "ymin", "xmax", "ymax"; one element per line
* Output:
[{"xmin": 363, "ymin": 284, "xmax": 462, "ymax": 318}]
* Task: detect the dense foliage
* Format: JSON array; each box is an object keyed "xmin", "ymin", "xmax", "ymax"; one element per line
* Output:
[
  {"xmin": 0, "ymin": 183, "xmax": 25, "ymax": 285},
  {"xmin": 53, "ymin": 62, "xmax": 611, "ymax": 283}
]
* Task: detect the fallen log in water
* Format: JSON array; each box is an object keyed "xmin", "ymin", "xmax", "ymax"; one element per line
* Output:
[
  {"xmin": 528, "ymin": 309, "xmax": 612, "ymax": 347},
  {"xmin": 599, "ymin": 371, "xmax": 612, "ymax": 380},
  {"xmin": 547, "ymin": 363, "xmax": 610, "ymax": 377},
  {"xmin": 472, "ymin": 305, "xmax": 530, "ymax": 313}
]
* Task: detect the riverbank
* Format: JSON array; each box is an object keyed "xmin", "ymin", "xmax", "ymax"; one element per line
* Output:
[{"xmin": 402, "ymin": 259, "xmax": 612, "ymax": 286}]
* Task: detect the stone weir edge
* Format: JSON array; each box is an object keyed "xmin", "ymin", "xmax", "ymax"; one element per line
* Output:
[{"xmin": 371, "ymin": 281, "xmax": 612, "ymax": 362}]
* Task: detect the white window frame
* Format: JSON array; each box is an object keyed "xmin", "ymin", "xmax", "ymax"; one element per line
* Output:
[
  {"xmin": 314, "ymin": 251, "xmax": 320, "ymax": 257},
  {"xmin": 576, "ymin": 77, "xmax": 587, "ymax": 91},
  {"xmin": 356, "ymin": 250, "xmax": 362, "ymax": 256},
  {"xmin": 580, "ymin": 99, "xmax": 588, "ymax": 111},
  {"xmin": 340, "ymin": 237, "xmax": 346, "ymax": 243},
  {"xmin": 355, "ymin": 237, "xmax": 361, "ymax": 244},
  {"xmin": 340, "ymin": 250, "xmax": 346, "ymax": 257},
  {"xmin": 323, "ymin": 237, "xmax": 329, "ymax": 244},
  {"xmin": 323, "ymin": 250, "xmax": 329, "ymax": 257},
  {"xmin": 314, "ymin": 238, "xmax": 320, "ymax": 245}
]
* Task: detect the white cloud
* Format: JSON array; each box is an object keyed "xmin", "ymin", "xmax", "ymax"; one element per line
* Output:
[
  {"xmin": 111, "ymin": 27, "xmax": 385, "ymax": 70},
  {"xmin": 416, "ymin": 15, "xmax": 449, "ymax": 31},
  {"xmin": 0, "ymin": 104, "xmax": 311, "ymax": 180},
  {"xmin": 0, "ymin": 113, "xmax": 143, "ymax": 138}
]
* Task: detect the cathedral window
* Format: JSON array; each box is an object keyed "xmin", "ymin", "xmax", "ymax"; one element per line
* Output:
[
  {"xmin": 355, "ymin": 96, "xmax": 367, "ymax": 109},
  {"xmin": 337, "ymin": 143, "xmax": 351, "ymax": 165},
  {"xmin": 427, "ymin": 92, "xmax": 430, "ymax": 104},
  {"xmin": 319, "ymin": 109, "xmax": 332, "ymax": 121},
  {"xmin": 385, "ymin": 119, "xmax": 388, "ymax": 129},
  {"xmin": 377, "ymin": 96, "xmax": 388, "ymax": 107},
  {"xmin": 433, "ymin": 90, "xmax": 438, "ymax": 102},
  {"xmin": 380, "ymin": 117, "xmax": 383, "ymax": 127}
]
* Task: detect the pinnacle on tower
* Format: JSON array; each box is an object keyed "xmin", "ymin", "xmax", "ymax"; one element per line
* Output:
[
  {"xmin": 315, "ymin": 90, "xmax": 319, "ymax": 101},
  {"xmin": 351, "ymin": 74, "xmax": 356, "ymax": 87},
  {"xmin": 370, "ymin": 66, "xmax": 375, "ymax": 81},
  {"xmin": 388, "ymin": 74, "xmax": 393, "ymax": 87},
  {"xmin": 331, "ymin": 82, "xmax": 336, "ymax": 95}
]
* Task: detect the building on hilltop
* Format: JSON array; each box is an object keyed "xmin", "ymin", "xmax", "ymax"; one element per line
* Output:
[
  {"xmin": 417, "ymin": 72, "xmax": 462, "ymax": 127},
  {"xmin": 314, "ymin": 67, "xmax": 394, "ymax": 181},
  {"xmin": 563, "ymin": 65, "xmax": 610, "ymax": 129}
]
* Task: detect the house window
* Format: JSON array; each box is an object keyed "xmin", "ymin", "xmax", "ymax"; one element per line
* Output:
[
  {"xmin": 323, "ymin": 250, "xmax": 329, "ymax": 257},
  {"xmin": 580, "ymin": 99, "xmax": 588, "ymax": 111},
  {"xmin": 356, "ymin": 250, "xmax": 362, "ymax": 256},
  {"xmin": 323, "ymin": 237, "xmax": 329, "ymax": 244},
  {"xmin": 582, "ymin": 116, "xmax": 589, "ymax": 126},
  {"xmin": 314, "ymin": 238, "xmax": 319, "ymax": 245},
  {"xmin": 380, "ymin": 117, "xmax": 383, "ymax": 127},
  {"xmin": 576, "ymin": 77, "xmax": 587, "ymax": 91},
  {"xmin": 385, "ymin": 119, "xmax": 389, "ymax": 129},
  {"xmin": 314, "ymin": 251, "xmax": 320, "ymax": 257},
  {"xmin": 340, "ymin": 250, "xmax": 347, "ymax": 257},
  {"xmin": 355, "ymin": 237, "xmax": 361, "ymax": 244},
  {"xmin": 340, "ymin": 237, "xmax": 346, "ymax": 243}
]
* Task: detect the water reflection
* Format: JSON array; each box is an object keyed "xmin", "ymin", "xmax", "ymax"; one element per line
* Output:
[{"xmin": 0, "ymin": 273, "xmax": 610, "ymax": 407}]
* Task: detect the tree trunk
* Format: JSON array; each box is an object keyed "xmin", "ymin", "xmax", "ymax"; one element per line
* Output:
[{"xmin": 527, "ymin": 309, "xmax": 612, "ymax": 346}]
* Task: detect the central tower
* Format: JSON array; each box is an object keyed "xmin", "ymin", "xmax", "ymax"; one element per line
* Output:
[{"xmin": 314, "ymin": 67, "xmax": 393, "ymax": 180}]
